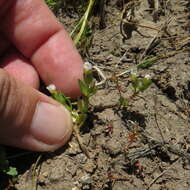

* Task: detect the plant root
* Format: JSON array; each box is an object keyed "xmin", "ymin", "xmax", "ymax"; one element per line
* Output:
[{"xmin": 73, "ymin": 125, "xmax": 91, "ymax": 159}]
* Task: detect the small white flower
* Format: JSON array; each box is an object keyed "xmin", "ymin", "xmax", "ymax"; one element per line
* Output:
[
  {"xmin": 46, "ymin": 84, "xmax": 56, "ymax": 92},
  {"xmin": 84, "ymin": 62, "xmax": 92, "ymax": 71},
  {"xmin": 145, "ymin": 74, "xmax": 151, "ymax": 79}
]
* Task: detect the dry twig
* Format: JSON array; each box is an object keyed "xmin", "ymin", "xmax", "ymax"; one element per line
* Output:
[{"xmin": 146, "ymin": 157, "xmax": 180, "ymax": 190}]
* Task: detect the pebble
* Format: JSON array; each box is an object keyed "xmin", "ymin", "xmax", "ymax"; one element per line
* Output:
[
  {"xmin": 80, "ymin": 174, "xmax": 92, "ymax": 185},
  {"xmin": 103, "ymin": 138, "xmax": 122, "ymax": 156},
  {"xmin": 83, "ymin": 159, "xmax": 96, "ymax": 173}
]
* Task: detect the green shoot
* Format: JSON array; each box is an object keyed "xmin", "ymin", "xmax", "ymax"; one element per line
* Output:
[
  {"xmin": 131, "ymin": 73, "xmax": 152, "ymax": 93},
  {"xmin": 47, "ymin": 62, "xmax": 96, "ymax": 128},
  {"xmin": 137, "ymin": 56, "xmax": 158, "ymax": 69},
  {"xmin": 70, "ymin": 0, "xmax": 96, "ymax": 46},
  {"xmin": 47, "ymin": 62, "xmax": 96, "ymax": 157},
  {"xmin": 47, "ymin": 85, "xmax": 73, "ymax": 112},
  {"xmin": 116, "ymin": 73, "xmax": 152, "ymax": 108},
  {"xmin": 119, "ymin": 96, "xmax": 129, "ymax": 107}
]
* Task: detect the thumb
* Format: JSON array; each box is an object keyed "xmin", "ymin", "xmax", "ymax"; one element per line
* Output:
[{"xmin": 0, "ymin": 69, "xmax": 72, "ymax": 151}]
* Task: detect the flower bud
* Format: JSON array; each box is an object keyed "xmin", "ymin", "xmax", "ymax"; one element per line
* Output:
[
  {"xmin": 46, "ymin": 84, "xmax": 56, "ymax": 92},
  {"xmin": 84, "ymin": 62, "xmax": 92, "ymax": 71},
  {"xmin": 144, "ymin": 74, "xmax": 151, "ymax": 79}
]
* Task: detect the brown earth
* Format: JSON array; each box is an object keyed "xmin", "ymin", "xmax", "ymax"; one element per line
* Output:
[{"xmin": 4, "ymin": 0, "xmax": 190, "ymax": 190}]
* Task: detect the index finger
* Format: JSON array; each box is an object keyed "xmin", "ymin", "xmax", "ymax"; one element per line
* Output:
[{"xmin": 0, "ymin": 0, "xmax": 83, "ymax": 97}]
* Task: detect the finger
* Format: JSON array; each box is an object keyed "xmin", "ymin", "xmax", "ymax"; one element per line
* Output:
[
  {"xmin": 0, "ymin": 69, "xmax": 72, "ymax": 151},
  {"xmin": 1, "ymin": 0, "xmax": 62, "ymax": 57},
  {"xmin": 32, "ymin": 30, "xmax": 83, "ymax": 97},
  {"xmin": 0, "ymin": 0, "xmax": 83, "ymax": 98},
  {"xmin": 1, "ymin": 49, "xmax": 39, "ymax": 89}
]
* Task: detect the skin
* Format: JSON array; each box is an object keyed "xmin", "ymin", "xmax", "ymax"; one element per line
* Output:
[{"xmin": 0, "ymin": 0, "xmax": 83, "ymax": 151}]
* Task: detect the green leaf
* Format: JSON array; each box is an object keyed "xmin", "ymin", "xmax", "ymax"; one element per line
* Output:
[
  {"xmin": 131, "ymin": 74, "xmax": 139, "ymax": 92},
  {"xmin": 138, "ymin": 78, "xmax": 152, "ymax": 92},
  {"xmin": 88, "ymin": 82, "xmax": 97, "ymax": 96},
  {"xmin": 45, "ymin": 0, "xmax": 57, "ymax": 6},
  {"xmin": 137, "ymin": 56, "xmax": 158, "ymax": 69},
  {"xmin": 84, "ymin": 70, "xmax": 93, "ymax": 85},
  {"xmin": 6, "ymin": 167, "xmax": 18, "ymax": 177},
  {"xmin": 119, "ymin": 96, "xmax": 129, "ymax": 107},
  {"xmin": 76, "ymin": 113, "xmax": 87, "ymax": 126},
  {"xmin": 52, "ymin": 92, "xmax": 72, "ymax": 111},
  {"xmin": 77, "ymin": 98, "xmax": 89, "ymax": 113},
  {"xmin": 89, "ymin": 87, "xmax": 97, "ymax": 96},
  {"xmin": 79, "ymin": 80, "xmax": 89, "ymax": 97}
]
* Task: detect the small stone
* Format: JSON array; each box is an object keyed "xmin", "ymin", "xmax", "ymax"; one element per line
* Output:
[
  {"xmin": 66, "ymin": 163, "xmax": 77, "ymax": 176},
  {"xmin": 67, "ymin": 142, "xmax": 81, "ymax": 155},
  {"xmin": 76, "ymin": 153, "xmax": 88, "ymax": 164},
  {"xmin": 42, "ymin": 171, "xmax": 48, "ymax": 178},
  {"xmin": 106, "ymin": 54, "xmax": 113, "ymax": 61},
  {"xmin": 83, "ymin": 159, "xmax": 96, "ymax": 173},
  {"xmin": 82, "ymin": 184, "xmax": 91, "ymax": 190},
  {"xmin": 103, "ymin": 138, "xmax": 122, "ymax": 156},
  {"xmin": 80, "ymin": 174, "xmax": 92, "ymax": 185},
  {"xmin": 46, "ymin": 159, "xmax": 51, "ymax": 164}
]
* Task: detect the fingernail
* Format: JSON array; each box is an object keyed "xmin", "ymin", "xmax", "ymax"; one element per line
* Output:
[{"xmin": 30, "ymin": 102, "xmax": 72, "ymax": 145}]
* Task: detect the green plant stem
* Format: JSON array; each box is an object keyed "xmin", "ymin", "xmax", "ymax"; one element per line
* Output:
[
  {"xmin": 73, "ymin": 0, "xmax": 96, "ymax": 45},
  {"xmin": 70, "ymin": 15, "xmax": 84, "ymax": 38}
]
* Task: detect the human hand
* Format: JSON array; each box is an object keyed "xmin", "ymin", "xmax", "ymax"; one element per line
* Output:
[{"xmin": 0, "ymin": 0, "xmax": 83, "ymax": 151}]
